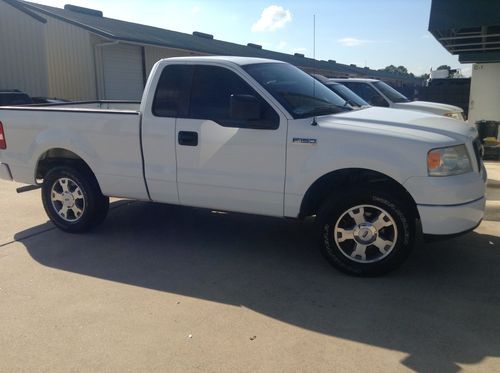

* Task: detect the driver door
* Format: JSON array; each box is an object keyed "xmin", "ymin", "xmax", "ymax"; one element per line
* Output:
[{"xmin": 175, "ymin": 64, "xmax": 287, "ymax": 216}]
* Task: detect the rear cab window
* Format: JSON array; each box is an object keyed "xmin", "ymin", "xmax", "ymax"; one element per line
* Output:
[{"xmin": 152, "ymin": 65, "xmax": 193, "ymax": 117}]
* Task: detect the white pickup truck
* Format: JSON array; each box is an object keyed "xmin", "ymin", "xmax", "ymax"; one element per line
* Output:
[
  {"xmin": 332, "ymin": 78, "xmax": 466, "ymax": 120},
  {"xmin": 0, "ymin": 57, "xmax": 486, "ymax": 275}
]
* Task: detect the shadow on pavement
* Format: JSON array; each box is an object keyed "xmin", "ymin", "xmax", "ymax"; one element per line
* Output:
[{"xmin": 15, "ymin": 201, "xmax": 500, "ymax": 372}]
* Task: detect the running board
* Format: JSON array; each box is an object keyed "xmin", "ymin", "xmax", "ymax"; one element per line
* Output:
[{"xmin": 16, "ymin": 185, "xmax": 41, "ymax": 193}]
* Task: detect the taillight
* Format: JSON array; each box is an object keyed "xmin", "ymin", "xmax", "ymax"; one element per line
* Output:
[{"xmin": 0, "ymin": 122, "xmax": 6, "ymax": 149}]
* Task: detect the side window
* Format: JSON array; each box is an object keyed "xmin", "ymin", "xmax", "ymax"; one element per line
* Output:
[
  {"xmin": 189, "ymin": 65, "xmax": 279, "ymax": 129},
  {"xmin": 342, "ymin": 82, "xmax": 388, "ymax": 107},
  {"xmin": 152, "ymin": 65, "xmax": 193, "ymax": 117}
]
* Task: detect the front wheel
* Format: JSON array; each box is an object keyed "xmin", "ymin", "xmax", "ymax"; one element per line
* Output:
[
  {"xmin": 318, "ymin": 189, "xmax": 415, "ymax": 276},
  {"xmin": 41, "ymin": 166, "xmax": 109, "ymax": 233}
]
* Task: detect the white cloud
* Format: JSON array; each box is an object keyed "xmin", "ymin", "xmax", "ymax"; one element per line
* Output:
[
  {"xmin": 192, "ymin": 5, "xmax": 201, "ymax": 14},
  {"xmin": 251, "ymin": 5, "xmax": 292, "ymax": 32},
  {"xmin": 337, "ymin": 37, "xmax": 390, "ymax": 47},
  {"xmin": 337, "ymin": 37, "xmax": 368, "ymax": 47},
  {"xmin": 276, "ymin": 41, "xmax": 287, "ymax": 50},
  {"xmin": 293, "ymin": 47, "xmax": 307, "ymax": 54}
]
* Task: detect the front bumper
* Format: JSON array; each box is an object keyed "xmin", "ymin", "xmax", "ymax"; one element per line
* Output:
[
  {"xmin": 405, "ymin": 165, "xmax": 486, "ymax": 235},
  {"xmin": 417, "ymin": 197, "xmax": 485, "ymax": 235},
  {"xmin": 0, "ymin": 163, "xmax": 13, "ymax": 181}
]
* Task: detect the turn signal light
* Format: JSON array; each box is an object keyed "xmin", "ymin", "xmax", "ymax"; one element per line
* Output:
[
  {"xmin": 0, "ymin": 122, "xmax": 6, "ymax": 149},
  {"xmin": 427, "ymin": 149, "xmax": 441, "ymax": 170}
]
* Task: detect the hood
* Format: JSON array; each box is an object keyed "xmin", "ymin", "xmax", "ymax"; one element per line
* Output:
[
  {"xmin": 321, "ymin": 107, "xmax": 477, "ymax": 144},
  {"xmin": 393, "ymin": 100, "xmax": 463, "ymax": 115}
]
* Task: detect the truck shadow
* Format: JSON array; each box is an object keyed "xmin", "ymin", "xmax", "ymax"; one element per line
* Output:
[{"xmin": 16, "ymin": 201, "xmax": 500, "ymax": 372}]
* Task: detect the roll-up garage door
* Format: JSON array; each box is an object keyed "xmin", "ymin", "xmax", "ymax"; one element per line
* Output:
[{"xmin": 102, "ymin": 44, "xmax": 144, "ymax": 100}]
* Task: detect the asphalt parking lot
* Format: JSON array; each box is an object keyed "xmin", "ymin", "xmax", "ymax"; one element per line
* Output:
[{"xmin": 1, "ymin": 164, "xmax": 499, "ymax": 372}]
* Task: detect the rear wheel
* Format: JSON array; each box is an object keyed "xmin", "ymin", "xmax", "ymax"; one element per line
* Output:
[
  {"xmin": 42, "ymin": 166, "xmax": 109, "ymax": 233},
  {"xmin": 318, "ymin": 189, "xmax": 415, "ymax": 276}
]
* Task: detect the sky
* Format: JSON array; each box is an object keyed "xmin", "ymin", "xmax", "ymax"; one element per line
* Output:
[{"xmin": 31, "ymin": 0, "xmax": 472, "ymax": 77}]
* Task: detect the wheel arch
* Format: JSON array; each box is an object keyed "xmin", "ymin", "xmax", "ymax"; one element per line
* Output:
[
  {"xmin": 35, "ymin": 148, "xmax": 99, "ymax": 188},
  {"xmin": 299, "ymin": 168, "xmax": 419, "ymax": 220}
]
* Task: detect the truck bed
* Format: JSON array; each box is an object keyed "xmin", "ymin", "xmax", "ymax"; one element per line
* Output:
[
  {"xmin": 0, "ymin": 101, "xmax": 149, "ymax": 200},
  {"xmin": 25, "ymin": 100, "xmax": 141, "ymax": 112}
]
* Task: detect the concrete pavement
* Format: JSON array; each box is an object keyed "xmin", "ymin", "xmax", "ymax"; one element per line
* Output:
[{"xmin": 0, "ymin": 166, "xmax": 499, "ymax": 372}]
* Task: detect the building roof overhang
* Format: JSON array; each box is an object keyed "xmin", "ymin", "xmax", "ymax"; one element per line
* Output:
[{"xmin": 429, "ymin": 0, "xmax": 500, "ymax": 63}]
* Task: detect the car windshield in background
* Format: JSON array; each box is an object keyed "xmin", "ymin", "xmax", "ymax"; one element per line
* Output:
[
  {"xmin": 327, "ymin": 83, "xmax": 369, "ymax": 107},
  {"xmin": 373, "ymin": 81, "xmax": 410, "ymax": 103},
  {"xmin": 243, "ymin": 63, "xmax": 351, "ymax": 119}
]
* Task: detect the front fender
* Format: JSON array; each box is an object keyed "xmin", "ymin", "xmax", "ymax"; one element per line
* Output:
[{"xmin": 284, "ymin": 123, "xmax": 429, "ymax": 217}]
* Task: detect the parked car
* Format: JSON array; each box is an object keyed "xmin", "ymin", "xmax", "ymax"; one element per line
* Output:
[
  {"xmin": 0, "ymin": 57, "xmax": 486, "ymax": 276},
  {"xmin": 0, "ymin": 90, "xmax": 68, "ymax": 106},
  {"xmin": 332, "ymin": 78, "xmax": 465, "ymax": 120},
  {"xmin": 0, "ymin": 90, "xmax": 33, "ymax": 106},
  {"xmin": 312, "ymin": 74, "xmax": 370, "ymax": 109}
]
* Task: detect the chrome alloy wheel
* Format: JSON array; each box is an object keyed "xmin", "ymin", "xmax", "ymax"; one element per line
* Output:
[
  {"xmin": 333, "ymin": 204, "xmax": 398, "ymax": 263},
  {"xmin": 50, "ymin": 177, "xmax": 86, "ymax": 222}
]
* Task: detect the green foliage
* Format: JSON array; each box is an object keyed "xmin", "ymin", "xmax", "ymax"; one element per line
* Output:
[
  {"xmin": 437, "ymin": 65, "xmax": 451, "ymax": 71},
  {"xmin": 378, "ymin": 65, "xmax": 415, "ymax": 78}
]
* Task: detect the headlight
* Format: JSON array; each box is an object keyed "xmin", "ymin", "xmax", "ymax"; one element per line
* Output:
[
  {"xmin": 427, "ymin": 145, "xmax": 472, "ymax": 176},
  {"xmin": 444, "ymin": 112, "xmax": 464, "ymax": 121}
]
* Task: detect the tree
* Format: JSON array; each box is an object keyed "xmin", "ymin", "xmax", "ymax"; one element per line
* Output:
[
  {"xmin": 419, "ymin": 73, "xmax": 430, "ymax": 80},
  {"xmin": 378, "ymin": 65, "xmax": 413, "ymax": 76},
  {"xmin": 437, "ymin": 65, "xmax": 451, "ymax": 71}
]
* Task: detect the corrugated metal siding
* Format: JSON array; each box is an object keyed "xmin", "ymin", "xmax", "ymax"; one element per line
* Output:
[
  {"xmin": 145, "ymin": 46, "xmax": 205, "ymax": 77},
  {"xmin": 0, "ymin": 1, "xmax": 49, "ymax": 96},
  {"xmin": 43, "ymin": 16, "xmax": 97, "ymax": 100}
]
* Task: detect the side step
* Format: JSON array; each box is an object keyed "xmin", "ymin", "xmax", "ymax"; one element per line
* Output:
[{"xmin": 16, "ymin": 184, "xmax": 41, "ymax": 193}]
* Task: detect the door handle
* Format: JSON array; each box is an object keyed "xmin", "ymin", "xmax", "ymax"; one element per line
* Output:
[{"xmin": 178, "ymin": 131, "xmax": 198, "ymax": 146}]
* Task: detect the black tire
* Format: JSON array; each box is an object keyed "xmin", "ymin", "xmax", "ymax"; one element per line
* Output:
[
  {"xmin": 317, "ymin": 188, "xmax": 415, "ymax": 276},
  {"xmin": 41, "ymin": 165, "xmax": 109, "ymax": 233}
]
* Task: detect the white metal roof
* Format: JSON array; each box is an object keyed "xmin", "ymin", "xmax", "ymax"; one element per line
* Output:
[{"xmin": 159, "ymin": 56, "xmax": 285, "ymax": 66}]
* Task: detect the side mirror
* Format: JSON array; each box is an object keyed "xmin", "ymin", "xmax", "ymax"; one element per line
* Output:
[
  {"xmin": 230, "ymin": 94, "xmax": 261, "ymax": 120},
  {"xmin": 370, "ymin": 94, "xmax": 389, "ymax": 107}
]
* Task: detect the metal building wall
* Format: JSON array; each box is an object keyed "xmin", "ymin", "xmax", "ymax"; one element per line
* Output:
[
  {"xmin": 0, "ymin": 1, "xmax": 49, "ymax": 97},
  {"xmin": 42, "ymin": 16, "xmax": 97, "ymax": 100},
  {"xmin": 469, "ymin": 63, "xmax": 500, "ymax": 125}
]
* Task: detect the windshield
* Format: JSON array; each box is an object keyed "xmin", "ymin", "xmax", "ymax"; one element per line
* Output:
[
  {"xmin": 327, "ymin": 83, "xmax": 369, "ymax": 107},
  {"xmin": 243, "ymin": 63, "xmax": 351, "ymax": 119},
  {"xmin": 373, "ymin": 81, "xmax": 409, "ymax": 103}
]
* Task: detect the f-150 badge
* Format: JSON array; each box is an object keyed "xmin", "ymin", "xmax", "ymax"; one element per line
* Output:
[{"xmin": 292, "ymin": 138, "xmax": 317, "ymax": 144}]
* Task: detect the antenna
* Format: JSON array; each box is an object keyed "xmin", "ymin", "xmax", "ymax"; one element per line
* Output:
[
  {"xmin": 313, "ymin": 14, "xmax": 316, "ymax": 60},
  {"xmin": 311, "ymin": 14, "xmax": 318, "ymax": 126},
  {"xmin": 313, "ymin": 13, "xmax": 316, "ymax": 97}
]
